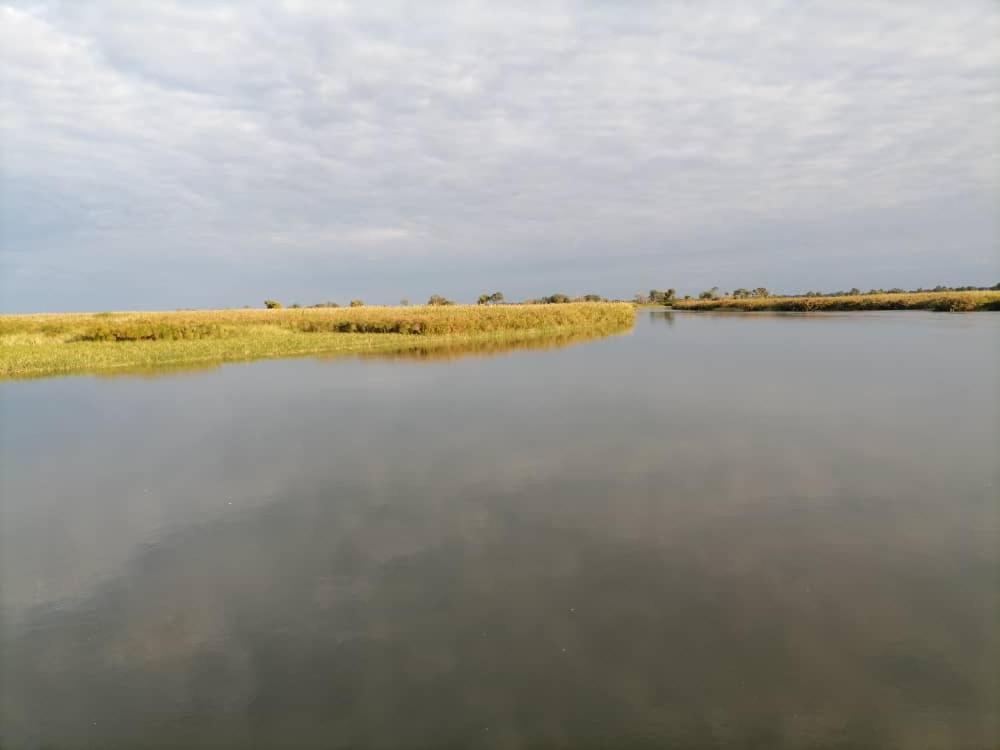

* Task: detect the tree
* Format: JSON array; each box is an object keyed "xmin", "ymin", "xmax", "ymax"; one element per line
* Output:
[
  {"xmin": 698, "ymin": 286, "xmax": 720, "ymax": 300},
  {"xmin": 400, "ymin": 298, "xmax": 410, "ymax": 306},
  {"xmin": 732, "ymin": 288, "xmax": 751, "ymax": 299},
  {"xmin": 490, "ymin": 291, "xmax": 504, "ymax": 304},
  {"xmin": 644, "ymin": 289, "xmax": 676, "ymax": 305},
  {"xmin": 290, "ymin": 303, "xmax": 301, "ymax": 309},
  {"xmin": 581, "ymin": 294, "xmax": 603, "ymax": 302},
  {"xmin": 543, "ymin": 293, "xmax": 570, "ymax": 304},
  {"xmin": 751, "ymin": 287, "xmax": 770, "ymax": 298},
  {"xmin": 848, "ymin": 288, "xmax": 860, "ymax": 296},
  {"xmin": 264, "ymin": 299, "xmax": 282, "ymax": 309},
  {"xmin": 427, "ymin": 294, "xmax": 455, "ymax": 306},
  {"xmin": 349, "ymin": 299, "xmax": 364, "ymax": 307}
]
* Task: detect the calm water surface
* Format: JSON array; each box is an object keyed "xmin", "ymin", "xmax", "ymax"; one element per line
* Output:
[{"xmin": 1, "ymin": 311, "xmax": 997, "ymax": 749}]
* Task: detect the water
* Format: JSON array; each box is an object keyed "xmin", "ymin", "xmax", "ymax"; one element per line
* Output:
[{"xmin": 2, "ymin": 311, "xmax": 997, "ymax": 749}]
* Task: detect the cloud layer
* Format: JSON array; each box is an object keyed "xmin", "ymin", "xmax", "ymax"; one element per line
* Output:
[{"xmin": 2, "ymin": 0, "xmax": 997, "ymax": 310}]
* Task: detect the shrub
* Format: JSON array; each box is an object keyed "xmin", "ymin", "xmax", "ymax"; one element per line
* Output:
[
  {"xmin": 427, "ymin": 294, "xmax": 455, "ymax": 306},
  {"xmin": 350, "ymin": 299, "xmax": 364, "ymax": 307},
  {"xmin": 264, "ymin": 299, "xmax": 283, "ymax": 309}
]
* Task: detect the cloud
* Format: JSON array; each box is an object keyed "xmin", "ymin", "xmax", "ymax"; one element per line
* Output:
[{"xmin": 1, "ymin": 0, "xmax": 997, "ymax": 309}]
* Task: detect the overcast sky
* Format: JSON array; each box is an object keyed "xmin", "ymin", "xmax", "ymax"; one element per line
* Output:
[{"xmin": 1, "ymin": 0, "xmax": 997, "ymax": 310}]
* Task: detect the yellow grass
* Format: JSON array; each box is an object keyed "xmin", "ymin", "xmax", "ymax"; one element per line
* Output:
[
  {"xmin": 0, "ymin": 303, "xmax": 635, "ymax": 379},
  {"xmin": 670, "ymin": 290, "xmax": 1000, "ymax": 312}
]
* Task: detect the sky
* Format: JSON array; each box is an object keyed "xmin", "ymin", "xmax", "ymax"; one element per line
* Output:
[{"xmin": 1, "ymin": 0, "xmax": 998, "ymax": 311}]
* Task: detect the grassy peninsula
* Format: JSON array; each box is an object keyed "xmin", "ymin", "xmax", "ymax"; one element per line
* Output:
[
  {"xmin": 670, "ymin": 289, "xmax": 1000, "ymax": 312},
  {"xmin": 0, "ymin": 303, "xmax": 634, "ymax": 379}
]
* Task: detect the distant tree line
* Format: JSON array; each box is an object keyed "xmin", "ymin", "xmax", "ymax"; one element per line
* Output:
[
  {"xmin": 525, "ymin": 293, "xmax": 607, "ymax": 304},
  {"xmin": 689, "ymin": 287, "xmax": 770, "ymax": 300},
  {"xmin": 259, "ymin": 282, "xmax": 998, "ymax": 310},
  {"xmin": 796, "ymin": 283, "xmax": 1000, "ymax": 297},
  {"xmin": 731, "ymin": 288, "xmax": 771, "ymax": 299},
  {"xmin": 634, "ymin": 289, "xmax": 676, "ymax": 304}
]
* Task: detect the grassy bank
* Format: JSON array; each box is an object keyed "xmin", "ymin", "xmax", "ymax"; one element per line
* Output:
[
  {"xmin": 670, "ymin": 290, "xmax": 1000, "ymax": 312},
  {"xmin": 0, "ymin": 303, "xmax": 634, "ymax": 379}
]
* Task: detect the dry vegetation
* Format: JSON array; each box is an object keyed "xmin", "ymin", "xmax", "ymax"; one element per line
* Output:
[
  {"xmin": 0, "ymin": 303, "xmax": 634, "ymax": 379},
  {"xmin": 670, "ymin": 290, "xmax": 1000, "ymax": 312}
]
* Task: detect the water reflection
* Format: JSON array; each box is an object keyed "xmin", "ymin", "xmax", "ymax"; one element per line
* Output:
[
  {"xmin": 348, "ymin": 324, "xmax": 632, "ymax": 363},
  {"xmin": 648, "ymin": 309, "xmax": 675, "ymax": 325},
  {"xmin": 1, "ymin": 311, "xmax": 997, "ymax": 749},
  {"xmin": 41, "ymin": 324, "xmax": 633, "ymax": 380},
  {"xmin": 5, "ymin": 473, "xmax": 994, "ymax": 748}
]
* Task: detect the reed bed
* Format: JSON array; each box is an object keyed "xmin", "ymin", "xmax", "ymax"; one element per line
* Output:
[
  {"xmin": 0, "ymin": 303, "xmax": 634, "ymax": 379},
  {"xmin": 670, "ymin": 290, "xmax": 1000, "ymax": 312}
]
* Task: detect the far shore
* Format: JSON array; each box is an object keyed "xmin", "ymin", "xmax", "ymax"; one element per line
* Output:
[{"xmin": 668, "ymin": 289, "xmax": 1000, "ymax": 312}]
